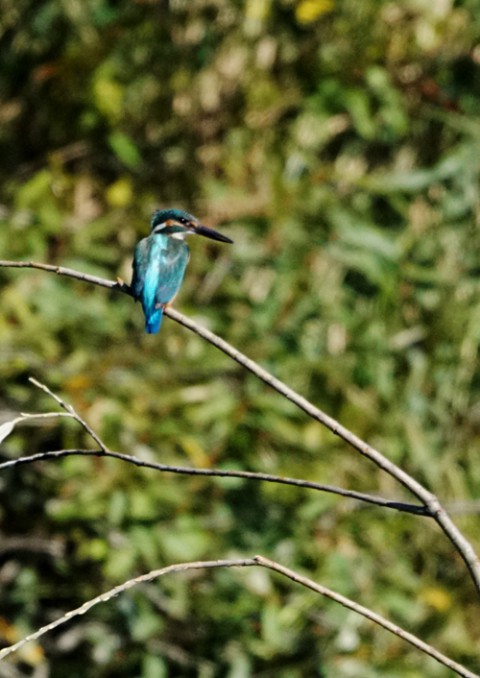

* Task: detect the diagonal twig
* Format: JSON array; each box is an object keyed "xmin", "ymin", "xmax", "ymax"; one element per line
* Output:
[
  {"xmin": 0, "ymin": 259, "xmax": 479, "ymax": 595},
  {"xmin": 253, "ymin": 556, "xmax": 480, "ymax": 678},
  {"xmin": 0, "ymin": 448, "xmax": 430, "ymax": 516},
  {"xmin": 0, "ymin": 555, "xmax": 477, "ymax": 678},
  {"xmin": 29, "ymin": 377, "xmax": 109, "ymax": 453}
]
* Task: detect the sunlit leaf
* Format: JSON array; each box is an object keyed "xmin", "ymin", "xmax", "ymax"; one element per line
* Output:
[
  {"xmin": 108, "ymin": 131, "xmax": 142, "ymax": 169},
  {"xmin": 0, "ymin": 419, "xmax": 17, "ymax": 443}
]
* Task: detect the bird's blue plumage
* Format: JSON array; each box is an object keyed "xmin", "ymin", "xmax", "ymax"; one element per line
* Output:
[
  {"xmin": 132, "ymin": 233, "xmax": 189, "ymax": 334},
  {"xmin": 131, "ymin": 208, "xmax": 232, "ymax": 334}
]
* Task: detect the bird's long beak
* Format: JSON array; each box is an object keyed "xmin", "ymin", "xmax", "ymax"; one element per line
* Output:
[{"xmin": 193, "ymin": 223, "xmax": 233, "ymax": 244}]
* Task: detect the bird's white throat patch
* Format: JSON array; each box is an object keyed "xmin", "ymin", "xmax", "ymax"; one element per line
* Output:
[{"xmin": 153, "ymin": 223, "xmax": 189, "ymax": 239}]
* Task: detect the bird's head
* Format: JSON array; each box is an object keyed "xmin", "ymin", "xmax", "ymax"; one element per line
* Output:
[{"xmin": 150, "ymin": 208, "xmax": 233, "ymax": 243}]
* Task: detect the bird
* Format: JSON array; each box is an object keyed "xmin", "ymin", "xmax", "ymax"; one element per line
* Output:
[{"xmin": 131, "ymin": 208, "xmax": 233, "ymax": 334}]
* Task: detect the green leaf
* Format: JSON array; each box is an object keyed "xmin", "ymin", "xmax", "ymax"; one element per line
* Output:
[{"xmin": 108, "ymin": 131, "xmax": 142, "ymax": 169}]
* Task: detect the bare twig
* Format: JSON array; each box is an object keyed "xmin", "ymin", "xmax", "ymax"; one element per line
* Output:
[
  {"xmin": 0, "ymin": 555, "xmax": 476, "ymax": 678},
  {"xmin": 253, "ymin": 556, "xmax": 479, "ymax": 678},
  {"xmin": 29, "ymin": 377, "xmax": 109, "ymax": 452},
  {"xmin": 0, "ymin": 259, "xmax": 479, "ymax": 595},
  {"xmin": 0, "ymin": 558, "xmax": 255, "ymax": 662},
  {"xmin": 18, "ymin": 412, "xmax": 74, "ymax": 422},
  {"xmin": 0, "ymin": 448, "xmax": 430, "ymax": 516},
  {"xmin": 0, "ymin": 260, "xmax": 126, "ymax": 294}
]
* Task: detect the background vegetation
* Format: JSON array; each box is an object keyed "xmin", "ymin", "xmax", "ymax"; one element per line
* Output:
[{"xmin": 1, "ymin": 0, "xmax": 480, "ymax": 675}]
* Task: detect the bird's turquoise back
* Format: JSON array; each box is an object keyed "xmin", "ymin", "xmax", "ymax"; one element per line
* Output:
[{"xmin": 132, "ymin": 234, "xmax": 190, "ymax": 334}]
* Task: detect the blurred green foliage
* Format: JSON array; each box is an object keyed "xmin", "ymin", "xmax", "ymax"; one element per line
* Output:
[{"xmin": 1, "ymin": 0, "xmax": 480, "ymax": 675}]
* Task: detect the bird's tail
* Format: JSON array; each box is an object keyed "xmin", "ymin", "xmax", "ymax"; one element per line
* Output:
[{"xmin": 145, "ymin": 306, "xmax": 163, "ymax": 334}]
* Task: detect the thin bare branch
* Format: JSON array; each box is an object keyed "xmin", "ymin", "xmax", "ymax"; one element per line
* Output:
[
  {"xmin": 253, "ymin": 556, "xmax": 480, "ymax": 678},
  {"xmin": 0, "ymin": 448, "xmax": 429, "ymax": 516},
  {"xmin": 29, "ymin": 377, "xmax": 109, "ymax": 452},
  {"xmin": 0, "ymin": 555, "xmax": 476, "ymax": 678},
  {"xmin": 165, "ymin": 306, "xmax": 480, "ymax": 593},
  {"xmin": 1, "ymin": 259, "xmax": 479, "ymax": 594},
  {"xmin": 0, "ymin": 260, "xmax": 127, "ymax": 294},
  {"xmin": 18, "ymin": 412, "xmax": 74, "ymax": 421},
  {"xmin": 0, "ymin": 558, "xmax": 255, "ymax": 662}
]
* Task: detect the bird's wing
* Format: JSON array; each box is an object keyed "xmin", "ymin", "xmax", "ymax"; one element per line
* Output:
[
  {"xmin": 154, "ymin": 245, "xmax": 190, "ymax": 306},
  {"xmin": 131, "ymin": 238, "xmax": 149, "ymax": 300}
]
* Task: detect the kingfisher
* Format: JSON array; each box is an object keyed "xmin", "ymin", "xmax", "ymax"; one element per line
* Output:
[{"xmin": 131, "ymin": 208, "xmax": 233, "ymax": 334}]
